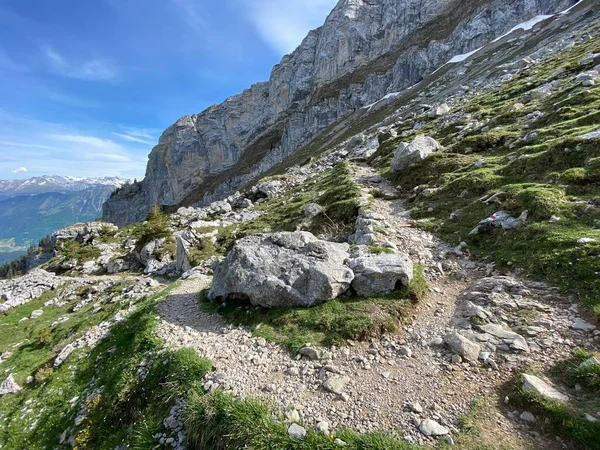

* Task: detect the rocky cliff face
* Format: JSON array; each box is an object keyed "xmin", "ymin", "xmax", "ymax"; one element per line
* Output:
[{"xmin": 103, "ymin": 0, "xmax": 575, "ymax": 226}]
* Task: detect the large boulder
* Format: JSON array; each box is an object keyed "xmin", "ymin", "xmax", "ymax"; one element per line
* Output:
[
  {"xmin": 390, "ymin": 135, "xmax": 440, "ymax": 173},
  {"xmin": 139, "ymin": 238, "xmax": 166, "ymax": 267},
  {"xmin": 209, "ymin": 232, "xmax": 354, "ymax": 308},
  {"xmin": 176, "ymin": 235, "xmax": 194, "ymax": 274},
  {"xmin": 348, "ymin": 253, "xmax": 413, "ymax": 297}
]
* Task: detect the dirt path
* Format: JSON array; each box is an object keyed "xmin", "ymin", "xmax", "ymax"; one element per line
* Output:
[{"xmin": 154, "ymin": 163, "xmax": 596, "ymax": 448}]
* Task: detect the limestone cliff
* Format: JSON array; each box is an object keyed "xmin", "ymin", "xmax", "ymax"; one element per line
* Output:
[{"xmin": 103, "ymin": 0, "xmax": 575, "ymax": 226}]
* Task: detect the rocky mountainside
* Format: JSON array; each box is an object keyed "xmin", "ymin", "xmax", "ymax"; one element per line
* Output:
[
  {"xmin": 104, "ymin": 0, "xmax": 575, "ymax": 226},
  {"xmin": 1, "ymin": 0, "xmax": 600, "ymax": 449}
]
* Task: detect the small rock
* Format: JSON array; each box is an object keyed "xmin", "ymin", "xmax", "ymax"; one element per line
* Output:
[
  {"xmin": 572, "ymin": 318, "xmax": 596, "ymax": 331},
  {"xmin": 0, "ymin": 374, "xmax": 22, "ymax": 395},
  {"xmin": 30, "ymin": 310, "xmax": 43, "ymax": 319},
  {"xmin": 577, "ymin": 238, "xmax": 596, "ymax": 245},
  {"xmin": 399, "ymin": 346, "xmax": 412, "ymax": 357},
  {"xmin": 303, "ymin": 203, "xmax": 323, "ymax": 218},
  {"xmin": 288, "ymin": 423, "xmax": 306, "ymax": 439},
  {"xmin": 410, "ymin": 402, "xmax": 424, "ymax": 414},
  {"xmin": 579, "ymin": 357, "xmax": 600, "ymax": 370},
  {"xmin": 520, "ymin": 411, "xmax": 535, "ymax": 423},
  {"xmin": 285, "ymin": 409, "xmax": 301, "ymax": 423},
  {"xmin": 444, "ymin": 332, "xmax": 481, "ymax": 361},
  {"xmin": 299, "ymin": 347, "xmax": 320, "ymax": 360},
  {"xmin": 323, "ymin": 375, "xmax": 350, "ymax": 395},
  {"xmin": 451, "ymin": 354, "xmax": 463, "ymax": 364},
  {"xmin": 419, "ymin": 419, "xmax": 450, "ymax": 436},
  {"xmin": 429, "ymin": 337, "xmax": 444, "ymax": 346},
  {"xmin": 316, "ymin": 421, "xmax": 330, "ymax": 435}
]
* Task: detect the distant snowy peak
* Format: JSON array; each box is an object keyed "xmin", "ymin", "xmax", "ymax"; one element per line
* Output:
[{"xmin": 0, "ymin": 175, "xmax": 128, "ymax": 198}]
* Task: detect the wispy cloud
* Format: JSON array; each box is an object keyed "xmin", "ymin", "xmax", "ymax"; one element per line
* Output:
[
  {"xmin": 241, "ymin": 0, "xmax": 336, "ymax": 54},
  {"xmin": 85, "ymin": 153, "xmax": 131, "ymax": 162},
  {"xmin": 42, "ymin": 46, "xmax": 118, "ymax": 82},
  {"xmin": 112, "ymin": 127, "xmax": 158, "ymax": 145},
  {"xmin": 0, "ymin": 111, "xmax": 147, "ymax": 179},
  {"xmin": 11, "ymin": 166, "xmax": 27, "ymax": 173},
  {"xmin": 47, "ymin": 133, "xmax": 123, "ymax": 152}
]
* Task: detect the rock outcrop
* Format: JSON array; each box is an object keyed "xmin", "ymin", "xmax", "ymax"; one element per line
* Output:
[
  {"xmin": 103, "ymin": 0, "xmax": 574, "ymax": 226},
  {"xmin": 0, "ymin": 269, "xmax": 59, "ymax": 313},
  {"xmin": 208, "ymin": 232, "xmax": 354, "ymax": 308}
]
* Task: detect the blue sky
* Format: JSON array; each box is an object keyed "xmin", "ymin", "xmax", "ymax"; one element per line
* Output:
[{"xmin": 0, "ymin": 0, "xmax": 336, "ymax": 180}]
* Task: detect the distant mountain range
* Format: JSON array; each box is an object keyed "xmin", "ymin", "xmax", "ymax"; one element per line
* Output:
[
  {"xmin": 0, "ymin": 176, "xmax": 126, "ymax": 265},
  {"xmin": 0, "ymin": 176, "xmax": 124, "ymax": 200}
]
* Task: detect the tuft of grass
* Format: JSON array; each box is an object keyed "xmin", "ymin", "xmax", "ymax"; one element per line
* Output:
[
  {"xmin": 184, "ymin": 390, "xmax": 420, "ymax": 450},
  {"xmin": 369, "ymin": 245, "xmax": 396, "ymax": 255},
  {"xmin": 515, "ymin": 392, "xmax": 600, "ymax": 449}
]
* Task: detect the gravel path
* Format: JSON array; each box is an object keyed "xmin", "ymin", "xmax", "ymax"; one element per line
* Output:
[{"xmin": 155, "ymin": 163, "xmax": 598, "ymax": 447}]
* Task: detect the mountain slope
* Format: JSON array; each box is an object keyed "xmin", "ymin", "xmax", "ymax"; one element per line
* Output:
[{"xmin": 103, "ymin": 0, "xmax": 575, "ymax": 226}]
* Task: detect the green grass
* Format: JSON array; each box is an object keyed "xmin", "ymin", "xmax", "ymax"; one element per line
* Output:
[
  {"xmin": 184, "ymin": 390, "xmax": 421, "ymax": 450},
  {"xmin": 238, "ymin": 161, "xmax": 361, "ymax": 238},
  {"xmin": 0, "ymin": 273, "xmax": 427, "ymax": 450},
  {"xmin": 0, "ymin": 279, "xmax": 148, "ymax": 382},
  {"xmin": 371, "ymin": 32, "xmax": 600, "ymax": 317},
  {"xmin": 201, "ymin": 266, "xmax": 427, "ymax": 353}
]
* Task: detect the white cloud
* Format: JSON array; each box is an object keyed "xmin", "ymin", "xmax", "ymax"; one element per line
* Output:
[
  {"xmin": 242, "ymin": 0, "xmax": 337, "ymax": 54},
  {"xmin": 0, "ymin": 111, "xmax": 147, "ymax": 180},
  {"xmin": 11, "ymin": 166, "xmax": 27, "ymax": 173},
  {"xmin": 47, "ymin": 133, "xmax": 123, "ymax": 152},
  {"xmin": 42, "ymin": 46, "xmax": 118, "ymax": 82},
  {"xmin": 112, "ymin": 132, "xmax": 153, "ymax": 144}
]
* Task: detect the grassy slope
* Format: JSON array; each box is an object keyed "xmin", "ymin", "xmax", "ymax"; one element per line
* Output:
[
  {"xmin": 0, "ymin": 283, "xmax": 216, "ymax": 449},
  {"xmin": 371, "ymin": 30, "xmax": 600, "ymax": 317}
]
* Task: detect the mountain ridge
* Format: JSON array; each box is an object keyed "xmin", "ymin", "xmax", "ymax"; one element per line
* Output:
[{"xmin": 0, "ymin": 175, "xmax": 125, "ymax": 200}]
